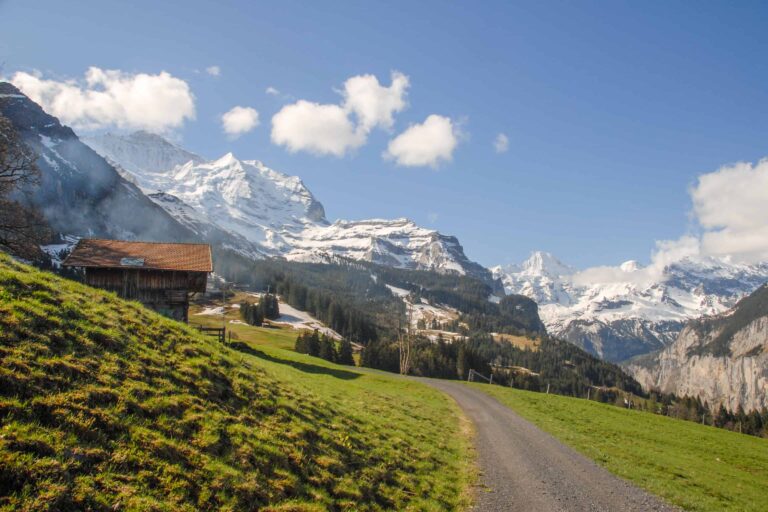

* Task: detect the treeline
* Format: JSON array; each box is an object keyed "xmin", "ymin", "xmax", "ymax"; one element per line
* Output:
[
  {"xmin": 214, "ymin": 249, "xmax": 392, "ymax": 343},
  {"xmin": 295, "ymin": 330, "xmax": 354, "ymax": 366},
  {"xmin": 362, "ymin": 334, "xmax": 643, "ymax": 397},
  {"xmin": 239, "ymin": 294, "xmax": 279, "ymax": 326},
  {"xmin": 214, "ymin": 248, "xmax": 548, "ymax": 341},
  {"xmin": 459, "ymin": 295, "xmax": 546, "ymax": 335}
]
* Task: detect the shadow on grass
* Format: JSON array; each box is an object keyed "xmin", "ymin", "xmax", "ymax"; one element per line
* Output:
[{"xmin": 228, "ymin": 341, "xmax": 362, "ymax": 380}]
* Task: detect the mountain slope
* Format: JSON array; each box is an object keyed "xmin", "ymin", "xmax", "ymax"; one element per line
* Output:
[
  {"xmin": 0, "ymin": 252, "xmax": 472, "ymax": 510},
  {"xmin": 493, "ymin": 252, "xmax": 768, "ymax": 362},
  {"xmin": 84, "ymin": 131, "xmax": 491, "ymax": 278},
  {"xmin": 627, "ymin": 284, "xmax": 768, "ymax": 411},
  {"xmin": 0, "ymin": 83, "xmax": 195, "ymax": 243},
  {"xmin": 82, "ymin": 130, "xmax": 205, "ymax": 177}
]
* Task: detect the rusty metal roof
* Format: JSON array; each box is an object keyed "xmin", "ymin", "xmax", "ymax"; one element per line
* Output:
[{"xmin": 63, "ymin": 239, "xmax": 213, "ymax": 272}]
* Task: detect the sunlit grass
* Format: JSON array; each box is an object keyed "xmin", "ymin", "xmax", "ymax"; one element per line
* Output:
[
  {"xmin": 473, "ymin": 383, "xmax": 768, "ymax": 512},
  {"xmin": 0, "ymin": 254, "xmax": 473, "ymax": 511}
]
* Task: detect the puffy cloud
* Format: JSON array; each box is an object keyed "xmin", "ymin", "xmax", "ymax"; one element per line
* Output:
[
  {"xmin": 271, "ymin": 100, "xmax": 364, "ymax": 156},
  {"xmin": 11, "ymin": 67, "xmax": 195, "ymax": 133},
  {"xmin": 221, "ymin": 106, "xmax": 259, "ymax": 137},
  {"xmin": 384, "ymin": 115, "xmax": 459, "ymax": 168},
  {"xmin": 206, "ymin": 66, "xmax": 221, "ymax": 77},
  {"xmin": 571, "ymin": 156, "xmax": 768, "ymax": 285},
  {"xmin": 691, "ymin": 158, "xmax": 768, "ymax": 263},
  {"xmin": 270, "ymin": 71, "xmax": 409, "ymax": 157},
  {"xmin": 342, "ymin": 71, "xmax": 409, "ymax": 131},
  {"xmin": 265, "ymin": 86, "xmax": 280, "ymax": 96},
  {"xmin": 494, "ymin": 133, "xmax": 509, "ymax": 153}
]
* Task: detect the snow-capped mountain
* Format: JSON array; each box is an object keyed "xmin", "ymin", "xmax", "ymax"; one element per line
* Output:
[
  {"xmin": 492, "ymin": 252, "xmax": 768, "ymax": 362},
  {"xmin": 84, "ymin": 132, "xmax": 490, "ymax": 278},
  {"xmin": 0, "ymin": 83, "xmax": 195, "ymax": 243}
]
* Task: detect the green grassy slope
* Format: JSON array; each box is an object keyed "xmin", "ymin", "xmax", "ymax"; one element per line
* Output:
[
  {"xmin": 0, "ymin": 254, "xmax": 473, "ymax": 512},
  {"xmin": 473, "ymin": 384, "xmax": 768, "ymax": 512}
]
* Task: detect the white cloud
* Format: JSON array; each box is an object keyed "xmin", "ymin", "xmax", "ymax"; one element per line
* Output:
[
  {"xmin": 206, "ymin": 65, "xmax": 221, "ymax": 77},
  {"xmin": 571, "ymin": 157, "xmax": 768, "ymax": 285},
  {"xmin": 342, "ymin": 71, "xmax": 409, "ymax": 131},
  {"xmin": 427, "ymin": 212, "xmax": 439, "ymax": 223},
  {"xmin": 494, "ymin": 132, "xmax": 509, "ymax": 153},
  {"xmin": 384, "ymin": 114, "xmax": 459, "ymax": 168},
  {"xmin": 270, "ymin": 71, "xmax": 409, "ymax": 157},
  {"xmin": 271, "ymin": 100, "xmax": 364, "ymax": 156},
  {"xmin": 11, "ymin": 67, "xmax": 195, "ymax": 133},
  {"xmin": 691, "ymin": 158, "xmax": 768, "ymax": 263},
  {"xmin": 221, "ymin": 106, "xmax": 259, "ymax": 137},
  {"xmin": 266, "ymin": 86, "xmax": 280, "ymax": 96}
]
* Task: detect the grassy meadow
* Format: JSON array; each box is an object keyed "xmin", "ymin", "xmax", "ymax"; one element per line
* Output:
[
  {"xmin": 473, "ymin": 383, "xmax": 768, "ymax": 512},
  {"xmin": 0, "ymin": 254, "xmax": 474, "ymax": 511}
]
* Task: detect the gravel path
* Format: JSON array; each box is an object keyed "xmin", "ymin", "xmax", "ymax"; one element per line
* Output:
[{"xmin": 422, "ymin": 379, "xmax": 680, "ymax": 512}]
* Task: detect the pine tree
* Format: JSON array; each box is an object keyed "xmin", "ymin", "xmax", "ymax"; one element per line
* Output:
[
  {"xmin": 306, "ymin": 330, "xmax": 320, "ymax": 357},
  {"xmin": 319, "ymin": 334, "xmax": 337, "ymax": 362},
  {"xmin": 295, "ymin": 333, "xmax": 307, "ymax": 354},
  {"xmin": 338, "ymin": 338, "xmax": 355, "ymax": 366}
]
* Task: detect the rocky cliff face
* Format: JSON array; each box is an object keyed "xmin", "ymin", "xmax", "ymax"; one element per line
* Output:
[{"xmin": 627, "ymin": 285, "xmax": 768, "ymax": 412}]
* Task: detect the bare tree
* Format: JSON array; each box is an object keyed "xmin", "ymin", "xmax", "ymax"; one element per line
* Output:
[
  {"xmin": 0, "ymin": 114, "xmax": 49, "ymax": 258},
  {"xmin": 398, "ymin": 300, "xmax": 413, "ymax": 375}
]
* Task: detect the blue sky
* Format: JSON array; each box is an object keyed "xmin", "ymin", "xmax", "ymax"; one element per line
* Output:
[{"xmin": 2, "ymin": 0, "xmax": 768, "ymax": 268}]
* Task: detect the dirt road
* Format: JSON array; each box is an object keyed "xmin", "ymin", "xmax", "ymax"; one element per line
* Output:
[{"xmin": 423, "ymin": 379, "xmax": 679, "ymax": 512}]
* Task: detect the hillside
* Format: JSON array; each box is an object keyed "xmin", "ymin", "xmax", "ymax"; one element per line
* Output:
[
  {"xmin": 627, "ymin": 284, "xmax": 768, "ymax": 412},
  {"xmin": 0, "ymin": 253, "xmax": 472, "ymax": 511},
  {"xmin": 207, "ymin": 252, "xmax": 644, "ymax": 399}
]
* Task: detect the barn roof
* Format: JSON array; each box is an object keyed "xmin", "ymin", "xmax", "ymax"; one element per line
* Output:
[{"xmin": 63, "ymin": 239, "xmax": 213, "ymax": 272}]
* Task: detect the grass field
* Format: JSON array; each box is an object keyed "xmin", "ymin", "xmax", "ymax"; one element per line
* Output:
[
  {"xmin": 189, "ymin": 298, "xmax": 301, "ymax": 351},
  {"xmin": 490, "ymin": 333, "xmax": 540, "ymax": 351},
  {"xmin": 0, "ymin": 254, "xmax": 474, "ymax": 511},
  {"xmin": 472, "ymin": 383, "xmax": 768, "ymax": 512}
]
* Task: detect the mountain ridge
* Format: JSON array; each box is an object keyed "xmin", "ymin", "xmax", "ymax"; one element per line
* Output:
[
  {"xmin": 84, "ymin": 130, "xmax": 492, "ymax": 280},
  {"xmin": 493, "ymin": 251, "xmax": 768, "ymax": 362}
]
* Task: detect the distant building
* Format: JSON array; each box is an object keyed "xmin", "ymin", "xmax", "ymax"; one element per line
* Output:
[{"xmin": 63, "ymin": 239, "xmax": 212, "ymax": 322}]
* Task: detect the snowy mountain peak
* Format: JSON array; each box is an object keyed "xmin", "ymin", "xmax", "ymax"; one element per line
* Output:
[
  {"xmin": 521, "ymin": 251, "xmax": 573, "ymax": 276},
  {"xmin": 214, "ymin": 151, "xmax": 239, "ymax": 166}
]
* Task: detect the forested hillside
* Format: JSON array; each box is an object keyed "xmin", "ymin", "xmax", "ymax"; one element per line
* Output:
[{"xmin": 214, "ymin": 249, "xmax": 645, "ymax": 399}]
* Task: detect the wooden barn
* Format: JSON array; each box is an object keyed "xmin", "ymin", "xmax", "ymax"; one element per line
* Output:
[{"xmin": 63, "ymin": 239, "xmax": 213, "ymax": 322}]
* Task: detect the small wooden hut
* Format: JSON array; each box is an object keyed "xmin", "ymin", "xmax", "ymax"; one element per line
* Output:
[{"xmin": 63, "ymin": 239, "xmax": 212, "ymax": 322}]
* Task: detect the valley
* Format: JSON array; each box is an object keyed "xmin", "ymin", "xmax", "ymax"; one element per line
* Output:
[{"xmin": 1, "ymin": 58, "xmax": 767, "ymax": 512}]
